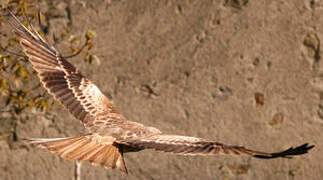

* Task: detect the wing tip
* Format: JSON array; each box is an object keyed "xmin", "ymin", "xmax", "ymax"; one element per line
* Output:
[{"xmin": 253, "ymin": 143, "xmax": 315, "ymax": 159}]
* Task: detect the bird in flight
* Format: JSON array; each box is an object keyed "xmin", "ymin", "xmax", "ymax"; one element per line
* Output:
[{"xmin": 7, "ymin": 10, "xmax": 314, "ymax": 174}]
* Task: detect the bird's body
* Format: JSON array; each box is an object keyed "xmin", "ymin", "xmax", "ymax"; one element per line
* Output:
[{"xmin": 6, "ymin": 10, "xmax": 314, "ymax": 174}]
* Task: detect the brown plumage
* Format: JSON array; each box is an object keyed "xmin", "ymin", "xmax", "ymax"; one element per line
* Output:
[
  {"xmin": 25, "ymin": 135, "xmax": 128, "ymax": 173},
  {"xmin": 7, "ymin": 10, "xmax": 314, "ymax": 174}
]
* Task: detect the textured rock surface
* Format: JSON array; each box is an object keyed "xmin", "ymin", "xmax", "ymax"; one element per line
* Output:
[{"xmin": 0, "ymin": 0, "xmax": 322, "ymax": 180}]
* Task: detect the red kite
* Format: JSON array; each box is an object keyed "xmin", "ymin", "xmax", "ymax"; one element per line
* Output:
[{"xmin": 7, "ymin": 11, "xmax": 314, "ymax": 174}]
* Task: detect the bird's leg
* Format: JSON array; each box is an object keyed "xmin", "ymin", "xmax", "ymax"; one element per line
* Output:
[{"xmin": 74, "ymin": 161, "xmax": 82, "ymax": 180}]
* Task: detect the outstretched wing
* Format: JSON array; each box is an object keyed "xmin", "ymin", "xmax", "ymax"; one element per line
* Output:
[
  {"xmin": 120, "ymin": 134, "xmax": 314, "ymax": 158},
  {"xmin": 8, "ymin": 11, "xmax": 123, "ymax": 132}
]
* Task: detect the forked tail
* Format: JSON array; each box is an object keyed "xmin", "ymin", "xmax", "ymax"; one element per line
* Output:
[{"xmin": 24, "ymin": 135, "xmax": 128, "ymax": 173}]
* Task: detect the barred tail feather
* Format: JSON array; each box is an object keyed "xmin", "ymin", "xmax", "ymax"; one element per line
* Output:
[{"xmin": 24, "ymin": 135, "xmax": 128, "ymax": 173}]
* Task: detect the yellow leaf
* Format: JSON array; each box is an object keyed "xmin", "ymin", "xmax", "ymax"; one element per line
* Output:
[
  {"xmin": 39, "ymin": 13, "xmax": 46, "ymax": 25},
  {"xmin": 23, "ymin": 2, "xmax": 28, "ymax": 15},
  {"xmin": 69, "ymin": 35, "xmax": 78, "ymax": 43},
  {"xmin": 37, "ymin": 30, "xmax": 46, "ymax": 40},
  {"xmin": 27, "ymin": 100, "xmax": 36, "ymax": 107},
  {"xmin": 39, "ymin": 99, "xmax": 50, "ymax": 111},
  {"xmin": 0, "ymin": 78, "xmax": 9, "ymax": 89},
  {"xmin": 85, "ymin": 30, "xmax": 97, "ymax": 40},
  {"xmin": 85, "ymin": 54, "xmax": 100, "ymax": 65},
  {"xmin": 92, "ymin": 54, "xmax": 100, "ymax": 65},
  {"xmin": 85, "ymin": 54, "xmax": 93, "ymax": 64},
  {"xmin": 18, "ymin": 66, "xmax": 30, "ymax": 80},
  {"xmin": 4, "ymin": 56, "xmax": 13, "ymax": 63},
  {"xmin": 23, "ymin": 20, "xmax": 29, "ymax": 27},
  {"xmin": 17, "ymin": 9, "xmax": 23, "ymax": 17},
  {"xmin": 69, "ymin": 46, "xmax": 77, "ymax": 53},
  {"xmin": 19, "ymin": 66, "xmax": 27, "ymax": 78},
  {"xmin": 18, "ymin": 96, "xmax": 24, "ymax": 107},
  {"xmin": 18, "ymin": 95, "xmax": 24, "ymax": 102},
  {"xmin": 33, "ymin": 11, "xmax": 46, "ymax": 27}
]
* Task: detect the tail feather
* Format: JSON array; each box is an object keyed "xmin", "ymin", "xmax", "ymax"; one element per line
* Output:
[
  {"xmin": 24, "ymin": 135, "xmax": 128, "ymax": 173},
  {"xmin": 66, "ymin": 141, "xmax": 101, "ymax": 160}
]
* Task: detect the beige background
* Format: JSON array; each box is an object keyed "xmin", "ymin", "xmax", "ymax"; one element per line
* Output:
[{"xmin": 0, "ymin": 0, "xmax": 322, "ymax": 180}]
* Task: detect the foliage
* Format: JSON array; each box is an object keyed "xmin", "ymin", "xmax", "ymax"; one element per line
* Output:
[{"xmin": 0, "ymin": 0, "xmax": 98, "ymax": 115}]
